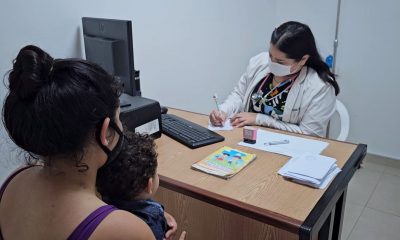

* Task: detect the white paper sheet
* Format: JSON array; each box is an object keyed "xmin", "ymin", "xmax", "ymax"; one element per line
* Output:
[
  {"xmin": 208, "ymin": 119, "xmax": 233, "ymax": 131},
  {"xmin": 238, "ymin": 129, "xmax": 329, "ymax": 157}
]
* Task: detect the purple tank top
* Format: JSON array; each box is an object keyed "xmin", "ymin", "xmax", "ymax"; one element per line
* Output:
[{"xmin": 0, "ymin": 166, "xmax": 117, "ymax": 240}]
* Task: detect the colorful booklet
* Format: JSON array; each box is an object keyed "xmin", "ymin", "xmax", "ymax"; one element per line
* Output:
[{"xmin": 191, "ymin": 146, "xmax": 257, "ymax": 179}]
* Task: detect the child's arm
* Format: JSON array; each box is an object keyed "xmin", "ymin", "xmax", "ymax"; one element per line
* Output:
[{"xmin": 164, "ymin": 211, "xmax": 178, "ymax": 240}]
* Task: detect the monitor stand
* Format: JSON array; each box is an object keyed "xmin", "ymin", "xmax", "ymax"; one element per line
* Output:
[{"xmin": 120, "ymin": 93, "xmax": 132, "ymax": 108}]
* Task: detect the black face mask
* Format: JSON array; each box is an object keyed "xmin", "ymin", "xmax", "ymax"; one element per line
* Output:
[{"xmin": 96, "ymin": 120, "xmax": 125, "ymax": 169}]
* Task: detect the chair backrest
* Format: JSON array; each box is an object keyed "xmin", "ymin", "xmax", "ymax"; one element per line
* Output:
[{"xmin": 334, "ymin": 99, "xmax": 350, "ymax": 141}]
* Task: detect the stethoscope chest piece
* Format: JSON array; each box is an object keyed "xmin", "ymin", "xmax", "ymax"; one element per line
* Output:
[{"xmin": 251, "ymin": 91, "xmax": 263, "ymax": 102}]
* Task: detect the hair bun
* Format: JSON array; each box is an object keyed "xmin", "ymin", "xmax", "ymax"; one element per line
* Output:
[{"xmin": 8, "ymin": 45, "xmax": 54, "ymax": 101}]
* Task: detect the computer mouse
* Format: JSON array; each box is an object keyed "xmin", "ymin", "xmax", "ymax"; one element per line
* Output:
[{"xmin": 160, "ymin": 106, "xmax": 168, "ymax": 114}]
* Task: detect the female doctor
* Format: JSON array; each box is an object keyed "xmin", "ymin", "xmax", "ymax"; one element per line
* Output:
[{"xmin": 209, "ymin": 21, "xmax": 339, "ymax": 137}]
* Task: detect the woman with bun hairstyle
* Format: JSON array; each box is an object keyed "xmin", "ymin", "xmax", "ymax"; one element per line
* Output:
[{"xmin": 0, "ymin": 45, "xmax": 183, "ymax": 240}]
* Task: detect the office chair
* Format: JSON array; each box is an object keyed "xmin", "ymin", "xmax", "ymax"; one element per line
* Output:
[{"xmin": 332, "ymin": 99, "xmax": 350, "ymax": 141}]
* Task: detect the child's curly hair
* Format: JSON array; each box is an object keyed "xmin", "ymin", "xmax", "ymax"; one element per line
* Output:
[{"xmin": 96, "ymin": 131, "xmax": 158, "ymax": 201}]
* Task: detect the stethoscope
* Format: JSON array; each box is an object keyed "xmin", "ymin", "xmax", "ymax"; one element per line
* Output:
[{"xmin": 251, "ymin": 73, "xmax": 299, "ymax": 106}]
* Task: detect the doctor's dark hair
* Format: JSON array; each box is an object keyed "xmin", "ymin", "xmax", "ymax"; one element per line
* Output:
[
  {"xmin": 271, "ymin": 21, "xmax": 340, "ymax": 95},
  {"xmin": 2, "ymin": 45, "xmax": 122, "ymax": 168},
  {"xmin": 96, "ymin": 131, "xmax": 158, "ymax": 201}
]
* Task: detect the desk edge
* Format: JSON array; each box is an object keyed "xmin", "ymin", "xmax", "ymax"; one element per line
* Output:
[{"xmin": 160, "ymin": 175, "xmax": 302, "ymax": 234}]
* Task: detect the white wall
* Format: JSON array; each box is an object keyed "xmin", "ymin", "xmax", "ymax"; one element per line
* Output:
[
  {"xmin": 0, "ymin": 0, "xmax": 273, "ymax": 181},
  {"xmin": 1, "ymin": 0, "xmax": 399, "ymax": 182},
  {"xmin": 273, "ymin": 0, "xmax": 400, "ymax": 159},
  {"xmin": 274, "ymin": 0, "xmax": 338, "ymax": 62},
  {"xmin": 336, "ymin": 0, "xmax": 400, "ymax": 159},
  {"xmin": 0, "ymin": 0, "xmax": 274, "ymax": 113}
]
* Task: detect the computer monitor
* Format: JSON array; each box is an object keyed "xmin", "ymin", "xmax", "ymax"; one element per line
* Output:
[{"xmin": 82, "ymin": 17, "xmax": 140, "ymax": 96}]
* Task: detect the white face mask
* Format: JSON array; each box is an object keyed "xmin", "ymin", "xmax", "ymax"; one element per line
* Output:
[{"xmin": 269, "ymin": 61, "xmax": 292, "ymax": 77}]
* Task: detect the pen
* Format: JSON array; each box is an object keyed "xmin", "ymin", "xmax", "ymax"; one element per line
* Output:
[
  {"xmin": 212, "ymin": 94, "xmax": 220, "ymax": 112},
  {"xmin": 212, "ymin": 94, "xmax": 225, "ymax": 127},
  {"xmin": 264, "ymin": 139, "xmax": 290, "ymax": 146}
]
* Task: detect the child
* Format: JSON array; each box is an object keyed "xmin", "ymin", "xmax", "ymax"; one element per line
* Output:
[{"xmin": 96, "ymin": 131, "xmax": 168, "ymax": 240}]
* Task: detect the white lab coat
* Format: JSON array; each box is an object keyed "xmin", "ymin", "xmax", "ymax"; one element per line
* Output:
[{"xmin": 219, "ymin": 52, "xmax": 336, "ymax": 137}]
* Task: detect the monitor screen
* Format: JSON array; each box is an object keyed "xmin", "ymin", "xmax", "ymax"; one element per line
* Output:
[{"xmin": 82, "ymin": 17, "xmax": 139, "ymax": 96}]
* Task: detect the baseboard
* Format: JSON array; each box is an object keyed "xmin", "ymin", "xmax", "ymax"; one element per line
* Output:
[{"xmin": 364, "ymin": 153, "xmax": 400, "ymax": 169}]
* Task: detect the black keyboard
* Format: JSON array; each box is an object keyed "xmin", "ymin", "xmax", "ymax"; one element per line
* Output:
[{"xmin": 161, "ymin": 114, "xmax": 225, "ymax": 149}]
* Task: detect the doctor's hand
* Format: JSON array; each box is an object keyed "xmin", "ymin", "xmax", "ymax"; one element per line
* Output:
[
  {"xmin": 230, "ymin": 112, "xmax": 257, "ymax": 127},
  {"xmin": 209, "ymin": 110, "xmax": 227, "ymax": 126}
]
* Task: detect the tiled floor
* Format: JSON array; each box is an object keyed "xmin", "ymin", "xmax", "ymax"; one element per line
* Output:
[{"xmin": 342, "ymin": 154, "xmax": 400, "ymax": 240}]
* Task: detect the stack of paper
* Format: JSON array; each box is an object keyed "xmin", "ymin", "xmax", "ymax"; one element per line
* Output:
[{"xmin": 278, "ymin": 153, "xmax": 341, "ymax": 189}]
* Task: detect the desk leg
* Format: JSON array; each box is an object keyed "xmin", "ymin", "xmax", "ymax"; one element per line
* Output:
[
  {"xmin": 332, "ymin": 188, "xmax": 347, "ymax": 240},
  {"xmin": 318, "ymin": 205, "xmax": 335, "ymax": 240},
  {"xmin": 317, "ymin": 188, "xmax": 347, "ymax": 240}
]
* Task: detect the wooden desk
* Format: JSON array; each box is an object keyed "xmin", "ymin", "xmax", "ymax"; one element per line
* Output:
[{"xmin": 154, "ymin": 108, "xmax": 366, "ymax": 240}]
